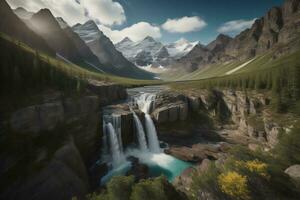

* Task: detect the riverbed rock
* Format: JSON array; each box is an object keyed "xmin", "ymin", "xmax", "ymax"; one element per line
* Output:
[{"xmin": 165, "ymin": 143, "xmax": 228, "ymax": 163}]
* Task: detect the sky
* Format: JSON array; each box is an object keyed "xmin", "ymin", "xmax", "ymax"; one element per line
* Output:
[{"xmin": 7, "ymin": 0, "xmax": 283, "ymax": 44}]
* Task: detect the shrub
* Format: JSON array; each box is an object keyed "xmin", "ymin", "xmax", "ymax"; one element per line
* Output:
[
  {"xmin": 218, "ymin": 171, "xmax": 250, "ymax": 200},
  {"xmin": 107, "ymin": 176, "xmax": 134, "ymax": 200}
]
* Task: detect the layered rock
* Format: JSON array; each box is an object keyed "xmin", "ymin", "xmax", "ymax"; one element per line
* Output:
[{"xmin": 152, "ymin": 91, "xmax": 189, "ymax": 123}]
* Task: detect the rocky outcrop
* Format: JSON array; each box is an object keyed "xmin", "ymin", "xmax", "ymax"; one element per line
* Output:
[
  {"xmin": 87, "ymin": 80, "xmax": 127, "ymax": 105},
  {"xmin": 151, "ymin": 91, "xmax": 189, "ymax": 123}
]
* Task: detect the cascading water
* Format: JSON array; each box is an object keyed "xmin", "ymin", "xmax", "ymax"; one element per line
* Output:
[
  {"xmin": 112, "ymin": 115, "xmax": 123, "ymax": 154},
  {"xmin": 135, "ymin": 92, "xmax": 161, "ymax": 153},
  {"xmin": 132, "ymin": 112, "xmax": 148, "ymax": 151},
  {"xmin": 145, "ymin": 114, "xmax": 160, "ymax": 153},
  {"xmin": 136, "ymin": 93, "xmax": 156, "ymax": 114},
  {"xmin": 100, "ymin": 86, "xmax": 192, "ymax": 185},
  {"xmin": 106, "ymin": 123, "xmax": 125, "ymax": 168}
]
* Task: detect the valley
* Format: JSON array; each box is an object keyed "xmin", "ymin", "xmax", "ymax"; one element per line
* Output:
[{"xmin": 1, "ymin": 0, "xmax": 300, "ymax": 200}]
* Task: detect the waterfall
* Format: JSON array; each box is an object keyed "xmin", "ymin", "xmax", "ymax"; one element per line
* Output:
[
  {"xmin": 145, "ymin": 114, "xmax": 160, "ymax": 153},
  {"xmin": 135, "ymin": 92, "xmax": 161, "ymax": 153},
  {"xmin": 112, "ymin": 115, "xmax": 123, "ymax": 154},
  {"xmin": 106, "ymin": 123, "xmax": 125, "ymax": 168},
  {"xmin": 136, "ymin": 93, "xmax": 156, "ymax": 113},
  {"xmin": 132, "ymin": 112, "xmax": 148, "ymax": 151},
  {"xmin": 101, "ymin": 119, "xmax": 109, "ymax": 162}
]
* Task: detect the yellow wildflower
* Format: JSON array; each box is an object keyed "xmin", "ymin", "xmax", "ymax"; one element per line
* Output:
[{"xmin": 218, "ymin": 171, "xmax": 250, "ymax": 200}]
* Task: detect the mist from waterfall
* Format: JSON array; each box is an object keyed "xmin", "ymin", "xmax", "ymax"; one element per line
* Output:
[{"xmin": 132, "ymin": 112, "xmax": 148, "ymax": 151}]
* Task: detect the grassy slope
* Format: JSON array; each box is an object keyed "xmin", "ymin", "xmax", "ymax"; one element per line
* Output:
[
  {"xmin": 164, "ymin": 47, "xmax": 300, "ymax": 84},
  {"xmin": 0, "ymin": 33, "xmax": 161, "ymax": 87}
]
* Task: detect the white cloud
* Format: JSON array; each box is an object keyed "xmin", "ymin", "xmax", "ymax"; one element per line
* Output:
[
  {"xmin": 7, "ymin": 0, "xmax": 88, "ymax": 25},
  {"xmin": 83, "ymin": 0, "xmax": 126, "ymax": 26},
  {"xmin": 162, "ymin": 16, "xmax": 207, "ymax": 33},
  {"xmin": 99, "ymin": 22, "xmax": 161, "ymax": 43},
  {"xmin": 217, "ymin": 19, "xmax": 256, "ymax": 34},
  {"xmin": 7, "ymin": 0, "xmax": 126, "ymax": 26}
]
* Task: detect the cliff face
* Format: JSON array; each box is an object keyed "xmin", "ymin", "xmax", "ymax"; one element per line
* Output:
[
  {"xmin": 151, "ymin": 89, "xmax": 284, "ymax": 149},
  {"xmin": 0, "ymin": 82, "xmax": 127, "ymax": 200}
]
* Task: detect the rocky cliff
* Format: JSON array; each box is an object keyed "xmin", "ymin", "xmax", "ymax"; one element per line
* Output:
[
  {"xmin": 150, "ymin": 89, "xmax": 285, "ymax": 152},
  {"xmin": 0, "ymin": 81, "xmax": 127, "ymax": 200},
  {"xmin": 173, "ymin": 0, "xmax": 300, "ymax": 72}
]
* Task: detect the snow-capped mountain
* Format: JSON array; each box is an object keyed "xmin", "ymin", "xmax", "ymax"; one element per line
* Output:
[
  {"xmin": 72, "ymin": 20, "xmax": 153, "ymax": 79},
  {"xmin": 116, "ymin": 36, "xmax": 172, "ymax": 67},
  {"xmin": 116, "ymin": 36, "xmax": 197, "ymax": 68},
  {"xmin": 165, "ymin": 38, "xmax": 198, "ymax": 59}
]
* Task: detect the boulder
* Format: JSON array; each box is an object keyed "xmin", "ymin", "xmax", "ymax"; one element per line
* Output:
[{"xmin": 285, "ymin": 165, "xmax": 300, "ymax": 181}]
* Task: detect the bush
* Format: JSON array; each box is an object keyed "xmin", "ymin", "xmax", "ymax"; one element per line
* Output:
[
  {"xmin": 107, "ymin": 176, "xmax": 134, "ymax": 200},
  {"xmin": 218, "ymin": 171, "xmax": 250, "ymax": 200},
  {"xmin": 86, "ymin": 176, "xmax": 185, "ymax": 200}
]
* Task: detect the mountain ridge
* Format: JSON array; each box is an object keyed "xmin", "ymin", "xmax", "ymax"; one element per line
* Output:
[{"xmin": 171, "ymin": 0, "xmax": 300, "ymax": 73}]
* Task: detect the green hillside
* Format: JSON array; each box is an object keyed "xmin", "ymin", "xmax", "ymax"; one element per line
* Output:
[
  {"xmin": 165, "ymin": 46, "xmax": 300, "ymax": 82},
  {"xmin": 0, "ymin": 32, "xmax": 161, "ymax": 93}
]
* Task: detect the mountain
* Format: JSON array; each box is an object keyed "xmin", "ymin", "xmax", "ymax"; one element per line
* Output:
[
  {"xmin": 28, "ymin": 9, "xmax": 83, "ymax": 63},
  {"xmin": 172, "ymin": 0, "xmax": 300, "ymax": 72},
  {"xmin": 0, "ymin": 1, "xmax": 54, "ymax": 55},
  {"xmin": 165, "ymin": 38, "xmax": 198, "ymax": 59},
  {"xmin": 172, "ymin": 44, "xmax": 213, "ymax": 72},
  {"xmin": 73, "ymin": 20, "xmax": 153, "ymax": 79},
  {"xmin": 13, "ymin": 7, "xmax": 34, "ymax": 20},
  {"xmin": 53, "ymin": 17, "xmax": 105, "ymax": 72},
  {"xmin": 116, "ymin": 37, "xmax": 197, "ymax": 68},
  {"xmin": 116, "ymin": 36, "xmax": 172, "ymax": 67}
]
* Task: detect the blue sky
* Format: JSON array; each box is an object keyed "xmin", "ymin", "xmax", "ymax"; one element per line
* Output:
[
  {"xmin": 116, "ymin": 0, "xmax": 283, "ymax": 44},
  {"xmin": 7, "ymin": 0, "xmax": 284, "ymax": 44}
]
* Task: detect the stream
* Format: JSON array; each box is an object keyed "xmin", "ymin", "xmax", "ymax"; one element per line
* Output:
[{"xmin": 100, "ymin": 86, "xmax": 192, "ymax": 185}]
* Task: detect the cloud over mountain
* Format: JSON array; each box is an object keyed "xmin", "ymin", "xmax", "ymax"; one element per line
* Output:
[
  {"xmin": 162, "ymin": 16, "xmax": 207, "ymax": 33},
  {"xmin": 99, "ymin": 22, "xmax": 161, "ymax": 43},
  {"xmin": 217, "ymin": 19, "xmax": 256, "ymax": 35},
  {"xmin": 7, "ymin": 0, "xmax": 126, "ymax": 26}
]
